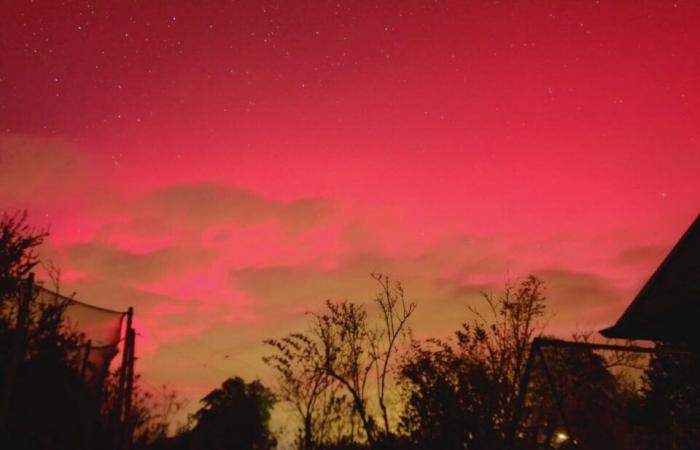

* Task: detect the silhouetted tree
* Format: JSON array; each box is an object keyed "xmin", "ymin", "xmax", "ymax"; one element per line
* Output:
[
  {"xmin": 397, "ymin": 276, "xmax": 548, "ymax": 450},
  {"xmin": 368, "ymin": 274, "xmax": 415, "ymax": 437},
  {"xmin": 100, "ymin": 370, "xmax": 184, "ymax": 450},
  {"xmin": 632, "ymin": 342, "xmax": 700, "ymax": 450},
  {"xmin": 266, "ymin": 274, "xmax": 414, "ymax": 449},
  {"xmin": 263, "ymin": 332, "xmax": 331, "ymax": 450},
  {"xmin": 0, "ymin": 211, "xmax": 100, "ymax": 449},
  {"xmin": 145, "ymin": 384, "xmax": 187, "ymax": 442},
  {"xmin": 314, "ymin": 275, "xmax": 415, "ymax": 446},
  {"xmin": 311, "ymin": 386, "xmax": 358, "ymax": 448},
  {"xmin": 187, "ymin": 377, "xmax": 277, "ymax": 450},
  {"xmin": 398, "ymin": 338, "xmax": 496, "ymax": 450},
  {"xmin": 0, "ymin": 299, "xmax": 98, "ymax": 450},
  {"xmin": 523, "ymin": 344, "xmax": 637, "ymax": 450},
  {"xmin": 0, "ymin": 211, "xmax": 167, "ymax": 450},
  {"xmin": 313, "ymin": 300, "xmax": 378, "ymax": 445},
  {"xmin": 0, "ymin": 211, "xmax": 47, "ymax": 308}
]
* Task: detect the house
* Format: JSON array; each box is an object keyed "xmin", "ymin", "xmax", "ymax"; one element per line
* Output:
[{"xmin": 600, "ymin": 213, "xmax": 700, "ymax": 346}]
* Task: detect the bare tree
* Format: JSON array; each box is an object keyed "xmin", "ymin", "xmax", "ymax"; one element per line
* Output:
[
  {"xmin": 263, "ymin": 332, "xmax": 331, "ymax": 450},
  {"xmin": 464, "ymin": 276, "xmax": 548, "ymax": 405},
  {"xmin": 144, "ymin": 384, "xmax": 187, "ymax": 441},
  {"xmin": 265, "ymin": 274, "xmax": 416, "ymax": 447},
  {"xmin": 313, "ymin": 299, "xmax": 378, "ymax": 445},
  {"xmin": 369, "ymin": 273, "xmax": 416, "ymax": 435}
]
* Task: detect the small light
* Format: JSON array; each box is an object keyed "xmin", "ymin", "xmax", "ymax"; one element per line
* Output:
[{"xmin": 554, "ymin": 431, "xmax": 569, "ymax": 443}]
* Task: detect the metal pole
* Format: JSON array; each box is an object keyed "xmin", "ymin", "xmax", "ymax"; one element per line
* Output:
[
  {"xmin": 81, "ymin": 339, "xmax": 95, "ymax": 450},
  {"xmin": 115, "ymin": 307, "xmax": 133, "ymax": 450},
  {"xmin": 117, "ymin": 307, "xmax": 133, "ymax": 421},
  {"xmin": 502, "ymin": 337, "xmax": 681, "ymax": 450},
  {"xmin": 503, "ymin": 337, "xmax": 539, "ymax": 450},
  {"xmin": 80, "ymin": 340, "xmax": 92, "ymax": 380},
  {"xmin": 122, "ymin": 314, "xmax": 136, "ymax": 450},
  {"xmin": 536, "ymin": 344, "xmax": 577, "ymax": 447}
]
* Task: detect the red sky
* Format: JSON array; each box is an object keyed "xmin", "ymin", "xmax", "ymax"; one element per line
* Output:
[{"xmin": 1, "ymin": 0, "xmax": 699, "ymax": 426}]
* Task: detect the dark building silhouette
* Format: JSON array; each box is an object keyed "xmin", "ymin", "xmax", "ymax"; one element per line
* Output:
[{"xmin": 601, "ymin": 213, "xmax": 700, "ymax": 346}]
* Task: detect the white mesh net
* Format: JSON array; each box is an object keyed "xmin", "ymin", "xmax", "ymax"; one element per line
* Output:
[{"xmin": 34, "ymin": 286, "xmax": 126, "ymax": 384}]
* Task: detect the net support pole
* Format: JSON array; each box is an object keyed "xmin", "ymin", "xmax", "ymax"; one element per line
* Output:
[
  {"xmin": 121, "ymin": 310, "xmax": 136, "ymax": 450},
  {"xmin": 81, "ymin": 339, "xmax": 94, "ymax": 450},
  {"xmin": 0, "ymin": 273, "xmax": 34, "ymax": 434},
  {"xmin": 117, "ymin": 307, "xmax": 133, "ymax": 423},
  {"xmin": 80, "ymin": 340, "xmax": 92, "ymax": 380}
]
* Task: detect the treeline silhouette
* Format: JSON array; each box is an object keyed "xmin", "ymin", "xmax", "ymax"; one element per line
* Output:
[
  {"xmin": 1, "ymin": 211, "xmax": 699, "ymax": 450},
  {"xmin": 256, "ymin": 273, "xmax": 700, "ymax": 450},
  {"xmin": 0, "ymin": 212, "xmax": 177, "ymax": 450}
]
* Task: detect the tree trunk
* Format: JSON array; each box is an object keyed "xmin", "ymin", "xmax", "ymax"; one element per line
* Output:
[
  {"xmin": 303, "ymin": 414, "xmax": 313, "ymax": 450},
  {"xmin": 379, "ymin": 397, "xmax": 390, "ymax": 435},
  {"xmin": 353, "ymin": 396, "xmax": 375, "ymax": 446}
]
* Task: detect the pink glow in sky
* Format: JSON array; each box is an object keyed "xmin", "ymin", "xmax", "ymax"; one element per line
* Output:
[{"xmin": 1, "ymin": 0, "xmax": 699, "ymax": 420}]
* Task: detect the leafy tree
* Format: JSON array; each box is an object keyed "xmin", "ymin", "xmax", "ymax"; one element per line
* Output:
[
  {"xmin": 0, "ymin": 211, "xmax": 166, "ymax": 450},
  {"xmin": 398, "ymin": 338, "xmax": 495, "ymax": 450},
  {"xmin": 187, "ymin": 377, "xmax": 277, "ymax": 450},
  {"xmin": 0, "ymin": 211, "xmax": 100, "ymax": 449},
  {"xmin": 522, "ymin": 343, "xmax": 637, "ymax": 450},
  {"xmin": 0, "ymin": 297, "xmax": 97, "ymax": 450},
  {"xmin": 397, "ymin": 276, "xmax": 548, "ymax": 450},
  {"xmin": 0, "ymin": 211, "xmax": 47, "ymax": 308},
  {"xmin": 633, "ymin": 342, "xmax": 700, "ymax": 450}
]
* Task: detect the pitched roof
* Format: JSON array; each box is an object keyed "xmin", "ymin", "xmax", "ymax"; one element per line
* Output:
[{"xmin": 600, "ymin": 213, "xmax": 700, "ymax": 343}]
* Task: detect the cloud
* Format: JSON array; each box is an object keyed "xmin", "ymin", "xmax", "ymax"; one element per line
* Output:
[
  {"xmin": 531, "ymin": 268, "xmax": 624, "ymax": 330},
  {"xmin": 135, "ymin": 183, "xmax": 333, "ymax": 232},
  {"xmin": 0, "ymin": 133, "xmax": 90, "ymax": 205},
  {"xmin": 227, "ymin": 235, "xmax": 515, "ymax": 337},
  {"xmin": 9, "ymin": 150, "xmax": 643, "ymax": 429},
  {"xmin": 225, "ymin": 244, "xmax": 634, "ymax": 348},
  {"xmin": 58, "ymin": 276, "xmax": 251, "ymax": 353},
  {"xmin": 535, "ymin": 268, "xmax": 619, "ymax": 304},
  {"xmin": 615, "ymin": 244, "xmax": 667, "ymax": 267},
  {"xmin": 20, "ymin": 177, "xmax": 339, "ymax": 373},
  {"xmin": 65, "ymin": 242, "xmax": 218, "ymax": 283}
]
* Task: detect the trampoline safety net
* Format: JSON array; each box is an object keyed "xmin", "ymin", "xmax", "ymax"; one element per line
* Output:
[{"xmin": 34, "ymin": 286, "xmax": 126, "ymax": 384}]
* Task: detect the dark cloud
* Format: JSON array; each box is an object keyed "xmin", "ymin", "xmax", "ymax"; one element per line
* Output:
[
  {"xmin": 66, "ymin": 242, "xmax": 217, "ymax": 283},
  {"xmin": 616, "ymin": 244, "xmax": 667, "ymax": 267},
  {"xmin": 136, "ymin": 183, "xmax": 333, "ymax": 231},
  {"xmin": 229, "ymin": 266, "xmax": 368, "ymax": 314},
  {"xmin": 0, "ymin": 134, "xmax": 89, "ymax": 205},
  {"xmin": 227, "ymin": 235, "xmax": 513, "ymax": 335},
  {"xmin": 60, "ymin": 277, "xmax": 179, "ymax": 314},
  {"xmin": 58, "ymin": 276, "xmax": 250, "ymax": 352},
  {"xmin": 229, "ymin": 254, "xmax": 619, "ymax": 344},
  {"xmin": 532, "ymin": 268, "xmax": 624, "ymax": 326}
]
